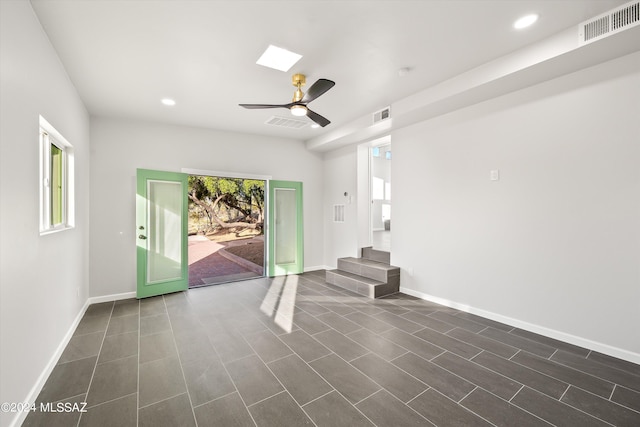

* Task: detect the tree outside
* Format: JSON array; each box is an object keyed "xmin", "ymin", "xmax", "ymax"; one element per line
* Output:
[
  {"xmin": 188, "ymin": 175, "xmax": 265, "ymax": 237},
  {"xmin": 187, "ymin": 176, "xmax": 265, "ymax": 287}
]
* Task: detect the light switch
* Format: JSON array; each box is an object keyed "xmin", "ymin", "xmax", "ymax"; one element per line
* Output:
[{"xmin": 490, "ymin": 169, "xmax": 500, "ymax": 181}]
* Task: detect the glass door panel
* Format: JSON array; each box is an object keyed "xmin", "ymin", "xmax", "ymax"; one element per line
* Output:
[
  {"xmin": 275, "ymin": 188, "xmax": 296, "ymax": 265},
  {"xmin": 147, "ymin": 180, "xmax": 183, "ymax": 283}
]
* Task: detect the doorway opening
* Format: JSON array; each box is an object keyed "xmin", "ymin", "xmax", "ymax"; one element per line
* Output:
[
  {"xmin": 371, "ymin": 143, "xmax": 391, "ymax": 252},
  {"xmin": 357, "ymin": 136, "xmax": 391, "ymax": 254},
  {"xmin": 187, "ymin": 174, "xmax": 265, "ymax": 287}
]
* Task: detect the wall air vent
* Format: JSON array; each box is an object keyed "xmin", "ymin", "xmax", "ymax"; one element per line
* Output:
[
  {"xmin": 264, "ymin": 116, "xmax": 308, "ymax": 129},
  {"xmin": 372, "ymin": 107, "xmax": 391, "ymax": 124},
  {"xmin": 579, "ymin": 0, "xmax": 639, "ymax": 45}
]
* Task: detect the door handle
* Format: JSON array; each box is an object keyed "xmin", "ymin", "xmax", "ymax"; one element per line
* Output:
[{"xmin": 138, "ymin": 234, "xmax": 147, "ymax": 240}]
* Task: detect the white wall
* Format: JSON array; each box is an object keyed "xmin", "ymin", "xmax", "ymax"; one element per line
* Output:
[
  {"xmin": 0, "ymin": 1, "xmax": 91, "ymax": 426},
  {"xmin": 323, "ymin": 146, "xmax": 359, "ymax": 267},
  {"xmin": 89, "ymin": 118, "xmax": 324, "ymax": 297},
  {"xmin": 393, "ymin": 52, "xmax": 640, "ymax": 361}
]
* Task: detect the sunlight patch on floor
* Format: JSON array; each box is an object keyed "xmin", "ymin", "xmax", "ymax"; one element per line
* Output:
[
  {"xmin": 259, "ymin": 275, "xmax": 298, "ymax": 333},
  {"xmin": 274, "ymin": 275, "xmax": 298, "ymax": 333},
  {"xmin": 260, "ymin": 276, "xmax": 285, "ymax": 317}
]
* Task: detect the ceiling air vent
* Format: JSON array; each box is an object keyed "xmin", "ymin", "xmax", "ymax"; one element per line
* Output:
[
  {"xmin": 579, "ymin": 0, "xmax": 639, "ymax": 45},
  {"xmin": 264, "ymin": 116, "xmax": 308, "ymax": 129},
  {"xmin": 373, "ymin": 107, "xmax": 391, "ymax": 124}
]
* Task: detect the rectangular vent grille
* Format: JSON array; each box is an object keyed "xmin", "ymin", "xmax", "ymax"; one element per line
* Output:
[
  {"xmin": 265, "ymin": 116, "xmax": 308, "ymax": 129},
  {"xmin": 583, "ymin": 16, "xmax": 609, "ymax": 41},
  {"xmin": 373, "ymin": 107, "xmax": 391, "ymax": 124},
  {"xmin": 579, "ymin": 1, "xmax": 639, "ymax": 45},
  {"xmin": 333, "ymin": 205, "xmax": 345, "ymax": 223}
]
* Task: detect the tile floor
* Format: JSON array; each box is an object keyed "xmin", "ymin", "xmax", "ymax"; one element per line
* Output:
[{"xmin": 24, "ymin": 271, "xmax": 640, "ymax": 426}]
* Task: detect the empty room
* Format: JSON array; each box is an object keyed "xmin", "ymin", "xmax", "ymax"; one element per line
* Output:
[{"xmin": 1, "ymin": 1, "xmax": 639, "ymax": 426}]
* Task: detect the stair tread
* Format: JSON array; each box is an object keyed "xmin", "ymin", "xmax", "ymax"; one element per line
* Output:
[
  {"xmin": 327, "ymin": 269, "xmax": 386, "ymax": 286},
  {"xmin": 339, "ymin": 257, "xmax": 399, "ymax": 271}
]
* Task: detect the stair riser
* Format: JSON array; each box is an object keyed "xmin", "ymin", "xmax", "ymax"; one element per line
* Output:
[
  {"xmin": 326, "ymin": 271, "xmax": 399, "ymax": 299},
  {"xmin": 361, "ymin": 247, "xmax": 390, "ymax": 264},
  {"xmin": 337, "ymin": 259, "xmax": 399, "ymax": 283},
  {"xmin": 371, "ymin": 276, "xmax": 400, "ymax": 298},
  {"xmin": 325, "ymin": 270, "xmax": 359, "ymax": 294}
]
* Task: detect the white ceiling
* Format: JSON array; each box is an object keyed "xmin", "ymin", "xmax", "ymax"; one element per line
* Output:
[{"xmin": 30, "ymin": 0, "xmax": 627, "ymax": 141}]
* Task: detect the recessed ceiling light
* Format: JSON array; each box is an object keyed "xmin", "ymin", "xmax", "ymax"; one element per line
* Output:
[
  {"xmin": 161, "ymin": 98, "xmax": 176, "ymax": 106},
  {"xmin": 514, "ymin": 14, "xmax": 538, "ymax": 29},
  {"xmin": 256, "ymin": 45, "xmax": 302, "ymax": 72},
  {"xmin": 310, "ymin": 123, "xmax": 320, "ymax": 129}
]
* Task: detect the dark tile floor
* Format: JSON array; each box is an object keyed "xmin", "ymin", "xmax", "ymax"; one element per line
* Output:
[{"xmin": 24, "ymin": 271, "xmax": 640, "ymax": 426}]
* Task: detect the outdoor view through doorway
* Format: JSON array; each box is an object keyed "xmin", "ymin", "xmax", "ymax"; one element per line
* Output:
[{"xmin": 187, "ymin": 175, "xmax": 266, "ymax": 287}]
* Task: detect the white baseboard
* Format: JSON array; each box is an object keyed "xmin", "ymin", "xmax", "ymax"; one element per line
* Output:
[
  {"xmin": 88, "ymin": 291, "xmax": 136, "ymax": 304},
  {"xmin": 10, "ymin": 299, "xmax": 90, "ymax": 427},
  {"xmin": 304, "ymin": 265, "xmax": 332, "ymax": 272},
  {"xmin": 400, "ymin": 286, "xmax": 640, "ymax": 365}
]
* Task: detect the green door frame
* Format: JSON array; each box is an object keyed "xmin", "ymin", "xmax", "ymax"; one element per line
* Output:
[
  {"xmin": 268, "ymin": 180, "xmax": 304, "ymax": 276},
  {"xmin": 136, "ymin": 168, "xmax": 189, "ymax": 298}
]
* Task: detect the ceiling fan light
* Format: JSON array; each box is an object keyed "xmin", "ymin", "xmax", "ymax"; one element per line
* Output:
[{"xmin": 290, "ymin": 105, "xmax": 307, "ymax": 117}]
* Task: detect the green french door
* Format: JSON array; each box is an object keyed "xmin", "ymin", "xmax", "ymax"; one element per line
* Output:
[
  {"xmin": 268, "ymin": 180, "xmax": 304, "ymax": 276},
  {"xmin": 136, "ymin": 169, "xmax": 188, "ymax": 298}
]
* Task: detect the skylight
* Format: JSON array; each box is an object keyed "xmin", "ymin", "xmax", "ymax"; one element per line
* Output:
[{"xmin": 256, "ymin": 45, "xmax": 302, "ymax": 72}]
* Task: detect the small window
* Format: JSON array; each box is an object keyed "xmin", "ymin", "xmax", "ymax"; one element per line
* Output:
[{"xmin": 40, "ymin": 116, "xmax": 74, "ymax": 234}]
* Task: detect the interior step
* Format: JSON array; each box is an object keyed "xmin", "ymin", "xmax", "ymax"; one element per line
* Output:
[
  {"xmin": 361, "ymin": 247, "xmax": 390, "ymax": 264},
  {"xmin": 326, "ymin": 269, "xmax": 399, "ymax": 299},
  {"xmin": 337, "ymin": 257, "xmax": 400, "ymax": 283}
]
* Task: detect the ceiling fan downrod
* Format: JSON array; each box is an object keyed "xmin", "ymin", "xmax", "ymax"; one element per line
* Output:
[{"xmin": 292, "ymin": 73, "xmax": 306, "ymax": 102}]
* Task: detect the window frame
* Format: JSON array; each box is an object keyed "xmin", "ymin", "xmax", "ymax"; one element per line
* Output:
[{"xmin": 39, "ymin": 116, "xmax": 74, "ymax": 234}]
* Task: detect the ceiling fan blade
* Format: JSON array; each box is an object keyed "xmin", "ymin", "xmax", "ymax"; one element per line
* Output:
[
  {"xmin": 301, "ymin": 79, "xmax": 335, "ymax": 103},
  {"xmin": 239, "ymin": 103, "xmax": 289, "ymax": 109},
  {"xmin": 306, "ymin": 109, "xmax": 331, "ymax": 127}
]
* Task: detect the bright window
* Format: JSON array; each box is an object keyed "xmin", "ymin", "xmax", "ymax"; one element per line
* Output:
[
  {"xmin": 372, "ymin": 177, "xmax": 384, "ymax": 200},
  {"xmin": 40, "ymin": 116, "xmax": 74, "ymax": 234}
]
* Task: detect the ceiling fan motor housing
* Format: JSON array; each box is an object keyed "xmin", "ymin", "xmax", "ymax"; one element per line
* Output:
[{"xmin": 292, "ymin": 73, "xmax": 306, "ymax": 87}]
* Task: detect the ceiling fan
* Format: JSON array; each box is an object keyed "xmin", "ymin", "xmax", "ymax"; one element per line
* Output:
[{"xmin": 239, "ymin": 74, "xmax": 335, "ymax": 127}]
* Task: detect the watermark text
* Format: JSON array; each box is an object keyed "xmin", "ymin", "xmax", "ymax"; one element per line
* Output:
[{"xmin": 1, "ymin": 402, "xmax": 88, "ymax": 413}]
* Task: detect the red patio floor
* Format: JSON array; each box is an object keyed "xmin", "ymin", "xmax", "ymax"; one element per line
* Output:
[{"xmin": 188, "ymin": 235, "xmax": 259, "ymax": 287}]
